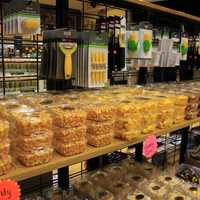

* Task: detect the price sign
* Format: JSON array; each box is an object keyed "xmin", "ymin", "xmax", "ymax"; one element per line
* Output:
[
  {"xmin": 0, "ymin": 180, "xmax": 21, "ymax": 200},
  {"xmin": 143, "ymin": 135, "xmax": 158, "ymax": 158}
]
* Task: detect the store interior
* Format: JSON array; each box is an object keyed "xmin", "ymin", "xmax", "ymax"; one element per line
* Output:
[{"xmin": 0, "ymin": 0, "xmax": 200, "ymax": 199}]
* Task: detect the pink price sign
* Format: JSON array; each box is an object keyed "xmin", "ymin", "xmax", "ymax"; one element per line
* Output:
[{"xmin": 143, "ymin": 135, "xmax": 158, "ymax": 158}]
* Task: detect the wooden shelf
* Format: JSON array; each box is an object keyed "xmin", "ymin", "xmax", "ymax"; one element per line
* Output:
[
  {"xmin": 127, "ymin": 0, "xmax": 200, "ymax": 22},
  {"xmin": 0, "ymin": 118, "xmax": 199, "ymax": 182}
]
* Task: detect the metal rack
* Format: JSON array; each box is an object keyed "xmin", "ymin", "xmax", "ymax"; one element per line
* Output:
[
  {"xmin": 1, "ymin": 0, "xmax": 200, "ymax": 197},
  {"xmin": 0, "ymin": 4, "xmax": 44, "ymax": 95}
]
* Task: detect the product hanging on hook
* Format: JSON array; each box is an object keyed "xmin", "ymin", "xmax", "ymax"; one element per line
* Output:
[{"xmin": 59, "ymin": 42, "xmax": 77, "ymax": 80}]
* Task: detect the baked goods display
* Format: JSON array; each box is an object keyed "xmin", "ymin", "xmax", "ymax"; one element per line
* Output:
[
  {"xmin": 0, "ymin": 83, "xmax": 200, "ymax": 172},
  {"xmin": 71, "ymin": 159, "xmax": 198, "ymax": 200},
  {"xmin": 146, "ymin": 82, "xmax": 200, "ymax": 121},
  {"xmin": 74, "ymin": 179, "xmax": 114, "ymax": 200}
]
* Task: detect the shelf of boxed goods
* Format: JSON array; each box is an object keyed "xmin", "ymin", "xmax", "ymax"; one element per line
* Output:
[{"xmin": 1, "ymin": 117, "xmax": 200, "ymax": 182}]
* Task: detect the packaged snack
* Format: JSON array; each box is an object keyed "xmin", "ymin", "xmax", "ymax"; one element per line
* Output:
[
  {"xmin": 0, "ymin": 156, "xmax": 12, "ymax": 176},
  {"xmin": 173, "ymin": 95, "xmax": 189, "ymax": 106},
  {"xmin": 127, "ymin": 190, "xmax": 152, "ymax": 200},
  {"xmin": 54, "ymin": 126, "xmax": 86, "ymax": 142},
  {"xmin": 115, "ymin": 130, "xmax": 140, "ymax": 141},
  {"xmin": 186, "ymin": 103, "xmax": 199, "ymax": 112},
  {"xmin": 185, "ymin": 112, "xmax": 198, "ymax": 120},
  {"xmin": 16, "ymin": 129, "xmax": 53, "ymax": 152},
  {"xmin": 158, "ymin": 175, "xmax": 181, "ymax": 188},
  {"xmin": 89, "ymin": 171, "xmax": 111, "ymax": 187},
  {"xmin": 95, "ymin": 189, "xmax": 114, "ymax": 200},
  {"xmin": 0, "ymin": 142, "xmax": 10, "ymax": 160},
  {"xmin": 115, "ymin": 101, "xmax": 137, "ymax": 118},
  {"xmin": 185, "ymin": 184, "xmax": 200, "ymax": 199},
  {"xmin": 142, "ymin": 124, "xmax": 157, "ymax": 135},
  {"xmin": 86, "ymin": 104, "xmax": 114, "ymax": 122},
  {"xmin": 107, "ymin": 181, "xmax": 132, "ymax": 200},
  {"xmin": 16, "ymin": 148, "xmax": 53, "ymax": 167},
  {"xmin": 104, "ymin": 165, "xmax": 126, "ymax": 178},
  {"xmin": 87, "ymin": 120, "xmax": 114, "ymax": 136},
  {"xmin": 73, "ymin": 179, "xmax": 94, "ymax": 197},
  {"xmin": 140, "ymin": 181, "xmax": 167, "ymax": 199},
  {"xmin": 74, "ymin": 179, "xmax": 114, "ymax": 200},
  {"xmin": 125, "ymin": 173, "xmax": 147, "ymax": 187},
  {"xmin": 167, "ymin": 192, "xmax": 191, "ymax": 200},
  {"xmin": 12, "ymin": 107, "xmax": 52, "ymax": 135},
  {"xmin": 51, "ymin": 106, "xmax": 86, "ymax": 128},
  {"xmin": 135, "ymin": 163, "xmax": 157, "ymax": 178},
  {"xmin": 120, "ymin": 159, "xmax": 139, "ymax": 173},
  {"xmin": 87, "ymin": 133, "xmax": 112, "ymax": 147},
  {"xmin": 54, "ymin": 140, "xmax": 86, "ymax": 156},
  {"xmin": 115, "ymin": 118, "xmax": 142, "ymax": 133},
  {"xmin": 0, "ymin": 120, "xmax": 9, "ymax": 140}
]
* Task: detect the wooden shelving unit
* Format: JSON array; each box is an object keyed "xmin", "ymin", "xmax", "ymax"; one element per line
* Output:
[
  {"xmin": 126, "ymin": 0, "xmax": 200, "ymax": 23},
  {"xmin": 1, "ymin": 118, "xmax": 199, "ymax": 182}
]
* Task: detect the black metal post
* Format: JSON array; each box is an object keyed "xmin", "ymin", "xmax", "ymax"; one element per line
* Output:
[
  {"xmin": 179, "ymin": 127, "xmax": 190, "ymax": 164},
  {"xmin": 135, "ymin": 142, "xmax": 143, "ymax": 162},
  {"xmin": 56, "ymin": 0, "xmax": 69, "ymax": 29},
  {"xmin": 36, "ymin": 34, "xmax": 39, "ymax": 92},
  {"xmin": 0, "ymin": 4, "xmax": 5, "ymax": 95},
  {"xmin": 58, "ymin": 167, "xmax": 70, "ymax": 190}
]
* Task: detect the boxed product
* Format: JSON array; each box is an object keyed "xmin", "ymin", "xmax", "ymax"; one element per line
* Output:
[
  {"xmin": 0, "ymin": 142, "xmax": 10, "ymax": 160},
  {"xmin": 86, "ymin": 104, "xmax": 114, "ymax": 122},
  {"xmin": 158, "ymin": 175, "xmax": 182, "ymax": 188},
  {"xmin": 54, "ymin": 140, "xmax": 86, "ymax": 156},
  {"xmin": 89, "ymin": 171, "xmax": 111, "ymax": 187},
  {"xmin": 114, "ymin": 101, "xmax": 137, "ymax": 118},
  {"xmin": 105, "ymin": 181, "xmax": 133, "ymax": 200},
  {"xmin": 87, "ymin": 133, "xmax": 113, "ymax": 147},
  {"xmin": 128, "ymin": 190, "xmax": 152, "ymax": 200},
  {"xmin": 125, "ymin": 173, "xmax": 147, "ymax": 187},
  {"xmin": 139, "ymin": 180, "xmax": 168, "ymax": 199},
  {"xmin": 54, "ymin": 126, "xmax": 86, "ymax": 142},
  {"xmin": 11, "ymin": 106, "xmax": 52, "ymax": 135},
  {"xmin": 167, "ymin": 191, "xmax": 192, "ymax": 200},
  {"xmin": 87, "ymin": 120, "xmax": 114, "ymax": 136},
  {"xmin": 104, "ymin": 165, "xmax": 126, "ymax": 179},
  {"xmin": 115, "ymin": 118, "xmax": 142, "ymax": 134},
  {"xmin": 0, "ymin": 156, "xmax": 12, "ymax": 176},
  {"xmin": 115, "ymin": 130, "xmax": 140, "ymax": 141},
  {"xmin": 15, "ymin": 129, "xmax": 53, "ymax": 152},
  {"xmin": 16, "ymin": 148, "xmax": 53, "ymax": 167},
  {"xmin": 0, "ymin": 120, "xmax": 10, "ymax": 140},
  {"xmin": 51, "ymin": 106, "xmax": 86, "ymax": 128},
  {"xmin": 73, "ymin": 179, "xmax": 114, "ymax": 200}
]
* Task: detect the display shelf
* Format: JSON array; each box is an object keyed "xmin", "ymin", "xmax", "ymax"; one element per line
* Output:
[
  {"xmin": 1, "ymin": 118, "xmax": 199, "ymax": 182},
  {"xmin": 98, "ymin": 0, "xmax": 200, "ymax": 23},
  {"xmin": 0, "ymin": 58, "xmax": 41, "ymax": 62},
  {"xmin": 0, "ymin": 75, "xmax": 37, "ymax": 81}
]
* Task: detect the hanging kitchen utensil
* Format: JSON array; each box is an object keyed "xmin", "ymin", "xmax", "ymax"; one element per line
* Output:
[{"xmin": 58, "ymin": 42, "xmax": 77, "ymax": 80}]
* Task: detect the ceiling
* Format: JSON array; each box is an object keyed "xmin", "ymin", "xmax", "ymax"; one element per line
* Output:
[
  {"xmin": 155, "ymin": 0, "xmax": 200, "ymax": 17},
  {"xmin": 2, "ymin": 0, "xmax": 200, "ymax": 18}
]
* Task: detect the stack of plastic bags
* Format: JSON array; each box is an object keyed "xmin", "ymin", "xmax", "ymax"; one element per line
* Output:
[{"xmin": 52, "ymin": 105, "xmax": 87, "ymax": 156}]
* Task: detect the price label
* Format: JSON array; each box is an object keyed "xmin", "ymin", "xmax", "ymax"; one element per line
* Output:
[
  {"xmin": 143, "ymin": 135, "xmax": 158, "ymax": 158},
  {"xmin": 0, "ymin": 180, "xmax": 21, "ymax": 200}
]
